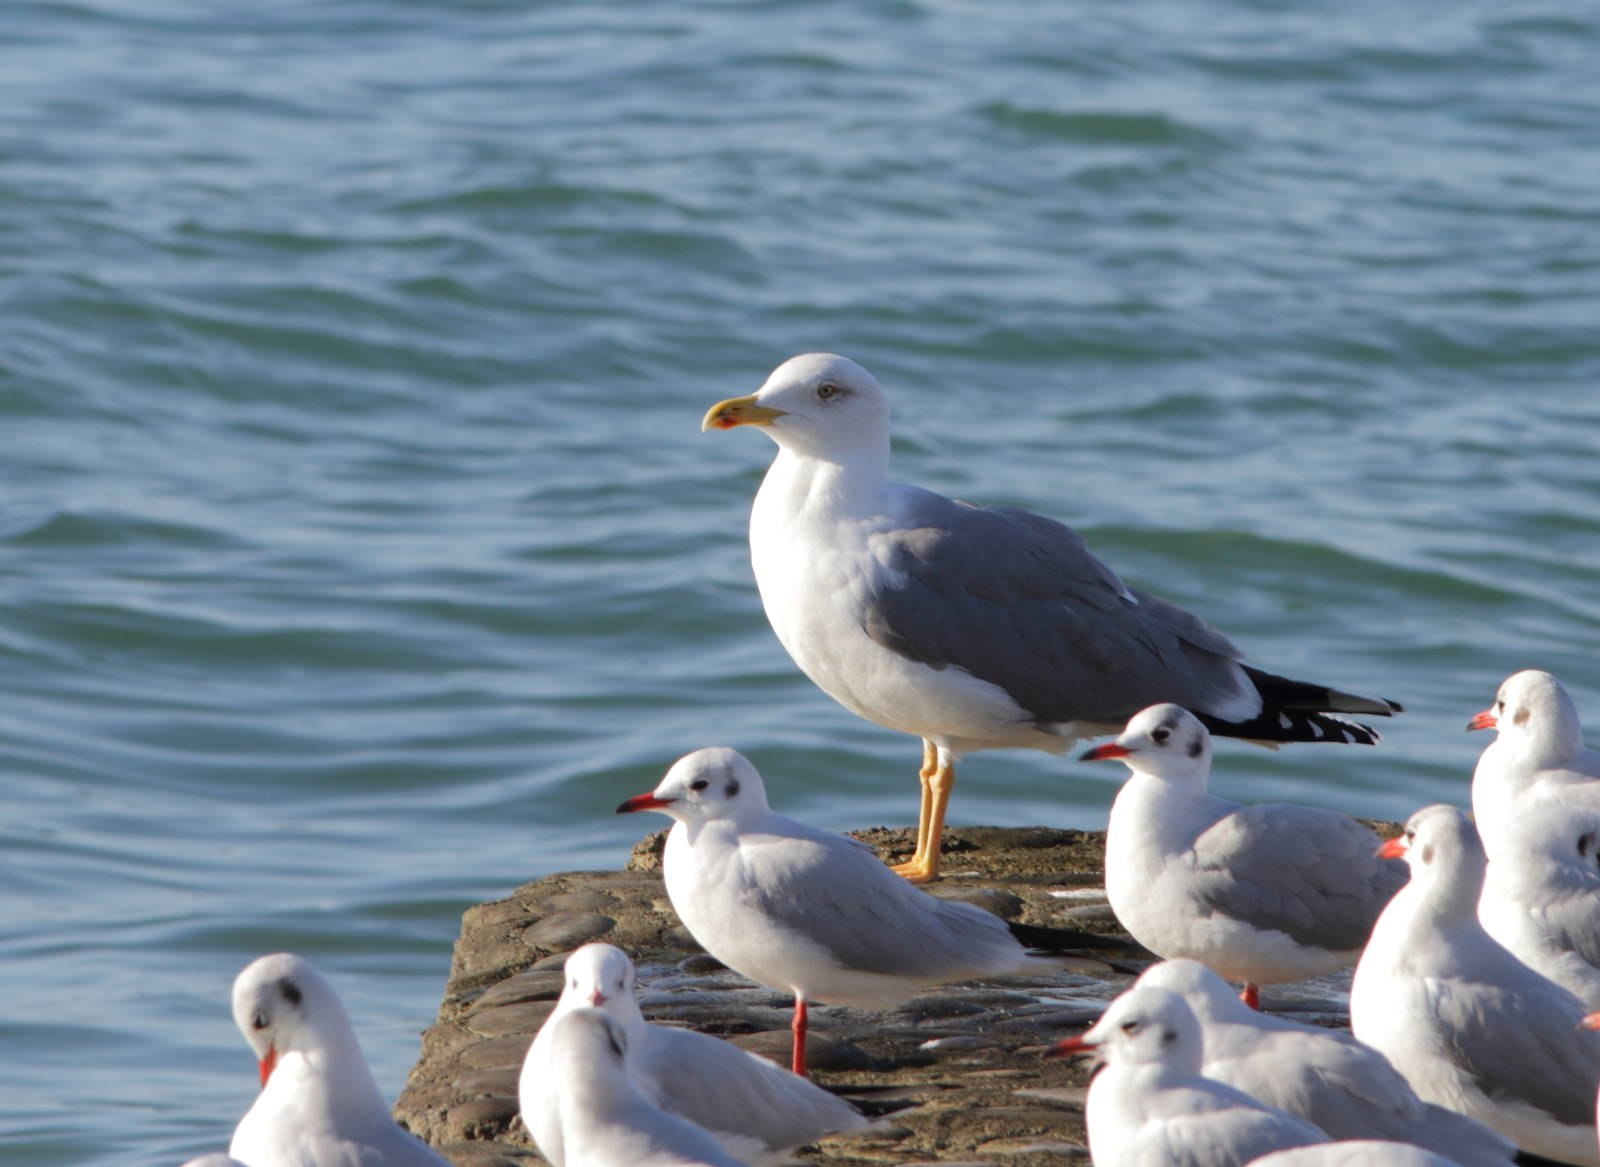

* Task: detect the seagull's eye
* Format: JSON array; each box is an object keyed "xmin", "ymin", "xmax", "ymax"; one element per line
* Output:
[
  {"xmin": 688, "ymin": 778, "xmax": 710, "ymax": 792},
  {"xmin": 1151, "ymin": 728, "xmax": 1170, "ymax": 745},
  {"xmin": 1120, "ymin": 1019, "xmax": 1139, "ymax": 1034},
  {"xmin": 816, "ymin": 382, "xmax": 841, "ymax": 401},
  {"xmin": 251, "ymin": 1010, "xmax": 269, "ymax": 1031}
]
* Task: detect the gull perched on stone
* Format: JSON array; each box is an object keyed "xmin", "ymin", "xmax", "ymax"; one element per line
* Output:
[
  {"xmin": 1350, "ymin": 804, "xmax": 1600, "ymax": 1166},
  {"xmin": 1084, "ymin": 705, "xmax": 1406, "ymax": 1007},
  {"xmin": 546, "ymin": 1006, "xmax": 747, "ymax": 1167},
  {"xmin": 1049, "ymin": 984, "xmax": 1330, "ymax": 1166},
  {"xmin": 1135, "ymin": 960, "xmax": 1515, "ymax": 1166},
  {"xmin": 520, "ymin": 942, "xmax": 870, "ymax": 1165},
  {"xmin": 227, "ymin": 953, "xmax": 450, "ymax": 1167},
  {"xmin": 616, "ymin": 746, "xmax": 1037, "ymax": 1075},
  {"xmin": 1468, "ymin": 669, "xmax": 1600, "ymax": 862},
  {"xmin": 702, "ymin": 353, "xmax": 1399, "ymax": 881}
]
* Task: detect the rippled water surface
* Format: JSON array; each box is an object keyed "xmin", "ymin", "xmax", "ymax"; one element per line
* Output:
[{"xmin": 4, "ymin": 1, "xmax": 1599, "ymax": 1162}]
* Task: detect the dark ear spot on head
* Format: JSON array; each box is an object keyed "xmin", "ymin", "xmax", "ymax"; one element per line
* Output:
[
  {"xmin": 277, "ymin": 978, "xmax": 302, "ymax": 1007},
  {"xmin": 1420, "ymin": 842, "xmax": 1435, "ymax": 865},
  {"xmin": 1514, "ymin": 706, "xmax": 1531, "ymax": 727},
  {"xmin": 1582, "ymin": 832, "xmax": 1597, "ymax": 862},
  {"xmin": 1187, "ymin": 737, "xmax": 1202, "ymax": 759},
  {"xmin": 1161, "ymin": 1027, "xmax": 1177, "ymax": 1046},
  {"xmin": 725, "ymin": 778, "xmax": 740, "ymax": 797}
]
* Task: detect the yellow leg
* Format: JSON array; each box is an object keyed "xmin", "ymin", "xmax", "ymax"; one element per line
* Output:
[
  {"xmin": 890, "ymin": 740, "xmax": 938, "ymax": 878},
  {"xmin": 891, "ymin": 745, "xmax": 955, "ymax": 883}
]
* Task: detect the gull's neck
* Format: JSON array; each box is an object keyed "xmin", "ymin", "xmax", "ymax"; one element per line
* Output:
[
  {"xmin": 758, "ymin": 442, "xmax": 892, "ymax": 527},
  {"xmin": 261, "ymin": 1041, "xmax": 391, "ymax": 1130}
]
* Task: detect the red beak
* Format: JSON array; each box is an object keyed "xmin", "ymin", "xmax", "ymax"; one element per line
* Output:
[
  {"xmin": 1079, "ymin": 742, "xmax": 1132, "ymax": 762},
  {"xmin": 1047, "ymin": 1033, "xmax": 1098, "ymax": 1059},
  {"xmin": 1581, "ymin": 1012, "xmax": 1600, "ymax": 1032},
  {"xmin": 1377, "ymin": 836, "xmax": 1407, "ymax": 860},
  {"xmin": 615, "ymin": 792, "xmax": 674, "ymax": 815},
  {"xmin": 1466, "ymin": 709, "xmax": 1497, "ymax": 732},
  {"xmin": 589, "ymin": 991, "xmax": 606, "ymax": 1006},
  {"xmin": 258, "ymin": 1045, "xmax": 277, "ymax": 1088}
]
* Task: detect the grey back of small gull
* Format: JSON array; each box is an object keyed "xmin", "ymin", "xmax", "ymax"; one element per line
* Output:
[
  {"xmin": 520, "ymin": 942, "xmax": 869, "ymax": 1167},
  {"xmin": 1137, "ymin": 960, "xmax": 1515, "ymax": 1167},
  {"xmin": 1051, "ymin": 984, "xmax": 1330, "ymax": 1167},
  {"xmin": 548, "ymin": 1007, "xmax": 747, "ymax": 1167},
  {"xmin": 617, "ymin": 747, "xmax": 1032, "ymax": 1073},
  {"xmin": 1247, "ymin": 1143, "xmax": 1466, "ymax": 1167},
  {"xmin": 1478, "ymin": 800, "xmax": 1600, "ymax": 1009},
  {"xmin": 703, "ymin": 353, "xmax": 1399, "ymax": 882},
  {"xmin": 1350, "ymin": 804, "xmax": 1600, "ymax": 1166},
  {"xmin": 1089, "ymin": 705, "xmax": 1405, "ymax": 1001}
]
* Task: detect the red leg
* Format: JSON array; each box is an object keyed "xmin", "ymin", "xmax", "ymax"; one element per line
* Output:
[
  {"xmin": 1239, "ymin": 982, "xmax": 1260, "ymax": 1010},
  {"xmin": 790, "ymin": 995, "xmax": 809, "ymax": 1078}
]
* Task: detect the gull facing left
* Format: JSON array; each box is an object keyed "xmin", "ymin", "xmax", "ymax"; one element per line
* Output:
[
  {"xmin": 1085, "ymin": 704, "xmax": 1406, "ymax": 1007},
  {"xmin": 1049, "ymin": 984, "xmax": 1330, "ymax": 1167},
  {"xmin": 228, "ymin": 952, "xmax": 450, "ymax": 1167},
  {"xmin": 519, "ymin": 942, "xmax": 869, "ymax": 1165},
  {"xmin": 616, "ymin": 746, "xmax": 1035, "ymax": 1076}
]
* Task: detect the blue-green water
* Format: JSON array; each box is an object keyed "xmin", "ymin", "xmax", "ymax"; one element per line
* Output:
[{"xmin": 4, "ymin": 1, "xmax": 1599, "ymax": 1162}]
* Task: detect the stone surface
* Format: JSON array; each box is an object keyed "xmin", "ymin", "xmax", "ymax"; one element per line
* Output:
[{"xmin": 396, "ymin": 824, "xmax": 1376, "ymax": 1166}]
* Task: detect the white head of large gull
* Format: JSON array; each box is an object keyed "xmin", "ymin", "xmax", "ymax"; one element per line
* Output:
[
  {"xmin": 1049, "ymin": 983, "xmax": 1329, "ymax": 1166},
  {"xmin": 227, "ymin": 953, "xmax": 450, "ymax": 1167},
  {"xmin": 1136, "ymin": 959, "xmax": 1517, "ymax": 1166},
  {"xmin": 1468, "ymin": 669, "xmax": 1600, "ymax": 861},
  {"xmin": 519, "ymin": 942, "xmax": 869, "ymax": 1166},
  {"xmin": 1082, "ymin": 704, "xmax": 1406, "ymax": 1008},
  {"xmin": 616, "ymin": 746, "xmax": 1033, "ymax": 1075},
  {"xmin": 702, "ymin": 353, "xmax": 1400, "ymax": 882},
  {"xmin": 1350, "ymin": 804, "xmax": 1600, "ymax": 1165}
]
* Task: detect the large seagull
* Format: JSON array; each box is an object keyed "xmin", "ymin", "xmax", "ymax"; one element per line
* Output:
[{"xmin": 703, "ymin": 353, "xmax": 1400, "ymax": 881}]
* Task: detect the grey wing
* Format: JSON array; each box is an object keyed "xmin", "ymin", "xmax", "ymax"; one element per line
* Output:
[
  {"xmin": 860, "ymin": 492, "xmax": 1254, "ymax": 725},
  {"xmin": 1532, "ymin": 821, "xmax": 1600, "ymax": 967},
  {"xmin": 1231, "ymin": 1031, "xmax": 1425, "ymax": 1140},
  {"xmin": 645, "ymin": 1027, "xmax": 867, "ymax": 1148},
  {"xmin": 1153, "ymin": 1106, "xmax": 1326, "ymax": 1167},
  {"xmin": 1190, "ymin": 805, "xmax": 1407, "ymax": 952},
  {"xmin": 741, "ymin": 826, "xmax": 1023, "ymax": 980},
  {"xmin": 1430, "ymin": 976, "xmax": 1600, "ymax": 1126}
]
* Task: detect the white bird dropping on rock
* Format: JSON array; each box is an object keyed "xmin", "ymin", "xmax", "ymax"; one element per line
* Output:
[
  {"xmin": 547, "ymin": 1006, "xmax": 747, "ymax": 1167},
  {"xmin": 1085, "ymin": 704, "xmax": 1406, "ymax": 1007},
  {"xmin": 1468, "ymin": 669, "xmax": 1600, "ymax": 862},
  {"xmin": 1048, "ymin": 984, "xmax": 1330, "ymax": 1166},
  {"xmin": 1350, "ymin": 804, "xmax": 1600, "ymax": 1166},
  {"xmin": 1135, "ymin": 960, "xmax": 1516, "ymax": 1167},
  {"xmin": 702, "ymin": 352, "xmax": 1398, "ymax": 882},
  {"xmin": 227, "ymin": 953, "xmax": 451, "ymax": 1167},
  {"xmin": 616, "ymin": 746, "xmax": 1033, "ymax": 1075},
  {"xmin": 519, "ymin": 942, "xmax": 869, "ymax": 1166}
]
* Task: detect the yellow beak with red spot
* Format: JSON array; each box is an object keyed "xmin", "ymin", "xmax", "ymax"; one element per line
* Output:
[{"xmin": 701, "ymin": 394, "xmax": 787, "ymax": 432}]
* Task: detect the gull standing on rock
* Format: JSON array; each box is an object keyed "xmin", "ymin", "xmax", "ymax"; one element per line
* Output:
[
  {"xmin": 1477, "ymin": 800, "xmax": 1600, "ymax": 1009},
  {"xmin": 227, "ymin": 953, "xmax": 451, "ymax": 1167},
  {"xmin": 1350, "ymin": 804, "xmax": 1600, "ymax": 1166},
  {"xmin": 519, "ymin": 942, "xmax": 870, "ymax": 1166},
  {"xmin": 1084, "ymin": 705, "xmax": 1407, "ymax": 1007},
  {"xmin": 701, "ymin": 353, "xmax": 1400, "ymax": 882},
  {"xmin": 547, "ymin": 1006, "xmax": 747, "ymax": 1167},
  {"xmin": 616, "ymin": 746, "xmax": 1037, "ymax": 1076},
  {"xmin": 1049, "ymin": 984, "xmax": 1330, "ymax": 1166},
  {"xmin": 1135, "ymin": 960, "xmax": 1516, "ymax": 1167},
  {"xmin": 1468, "ymin": 669, "xmax": 1600, "ymax": 861}
]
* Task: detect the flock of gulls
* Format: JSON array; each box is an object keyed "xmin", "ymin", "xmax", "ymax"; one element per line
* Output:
[{"xmin": 179, "ymin": 355, "xmax": 1600, "ymax": 1167}]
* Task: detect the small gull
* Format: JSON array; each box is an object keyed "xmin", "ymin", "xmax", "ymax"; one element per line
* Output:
[
  {"xmin": 547, "ymin": 1006, "xmax": 746, "ymax": 1167},
  {"xmin": 1477, "ymin": 800, "xmax": 1600, "ymax": 1009},
  {"xmin": 1349, "ymin": 804, "xmax": 1600, "ymax": 1166},
  {"xmin": 1048, "ymin": 983, "xmax": 1330, "ymax": 1166},
  {"xmin": 1468, "ymin": 669, "xmax": 1600, "ymax": 862},
  {"xmin": 702, "ymin": 353, "xmax": 1400, "ymax": 882},
  {"xmin": 1083, "ymin": 704, "xmax": 1406, "ymax": 1007},
  {"xmin": 227, "ymin": 952, "xmax": 450, "ymax": 1167},
  {"xmin": 616, "ymin": 746, "xmax": 1037, "ymax": 1075},
  {"xmin": 1246, "ymin": 1143, "xmax": 1465, "ymax": 1166},
  {"xmin": 519, "ymin": 942, "xmax": 870, "ymax": 1165},
  {"xmin": 1135, "ymin": 959, "xmax": 1515, "ymax": 1166}
]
